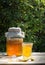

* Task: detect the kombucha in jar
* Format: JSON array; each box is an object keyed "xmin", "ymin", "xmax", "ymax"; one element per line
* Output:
[
  {"xmin": 6, "ymin": 38, "xmax": 23, "ymax": 56},
  {"xmin": 5, "ymin": 27, "xmax": 25, "ymax": 56}
]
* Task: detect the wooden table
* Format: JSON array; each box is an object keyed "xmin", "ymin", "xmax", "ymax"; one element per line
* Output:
[{"xmin": 0, "ymin": 52, "xmax": 45, "ymax": 65}]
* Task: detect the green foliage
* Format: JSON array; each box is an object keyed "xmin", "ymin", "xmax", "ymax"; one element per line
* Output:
[{"xmin": 0, "ymin": 0, "xmax": 45, "ymax": 52}]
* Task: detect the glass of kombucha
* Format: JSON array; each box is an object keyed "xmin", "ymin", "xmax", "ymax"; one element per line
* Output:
[{"xmin": 22, "ymin": 42, "xmax": 33, "ymax": 60}]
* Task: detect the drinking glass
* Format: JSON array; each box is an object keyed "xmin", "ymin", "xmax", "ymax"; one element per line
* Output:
[{"xmin": 22, "ymin": 42, "xmax": 33, "ymax": 60}]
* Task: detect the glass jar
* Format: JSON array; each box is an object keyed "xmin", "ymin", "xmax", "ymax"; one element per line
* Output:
[{"xmin": 5, "ymin": 27, "xmax": 25, "ymax": 56}]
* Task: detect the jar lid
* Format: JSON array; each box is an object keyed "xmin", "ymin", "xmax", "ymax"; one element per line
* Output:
[
  {"xmin": 5, "ymin": 27, "xmax": 25, "ymax": 38},
  {"xmin": 8, "ymin": 27, "xmax": 21, "ymax": 32}
]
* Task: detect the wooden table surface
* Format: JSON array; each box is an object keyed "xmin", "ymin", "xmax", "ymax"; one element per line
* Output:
[{"xmin": 0, "ymin": 52, "xmax": 45, "ymax": 65}]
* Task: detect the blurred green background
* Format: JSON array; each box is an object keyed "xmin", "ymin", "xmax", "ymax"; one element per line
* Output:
[{"xmin": 0, "ymin": 0, "xmax": 45, "ymax": 52}]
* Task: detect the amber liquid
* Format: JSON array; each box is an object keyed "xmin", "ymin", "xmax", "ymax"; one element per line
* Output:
[
  {"xmin": 6, "ymin": 38, "xmax": 23, "ymax": 56},
  {"xmin": 22, "ymin": 43, "xmax": 33, "ymax": 59}
]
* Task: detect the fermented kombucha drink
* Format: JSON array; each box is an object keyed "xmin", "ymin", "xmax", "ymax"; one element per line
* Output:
[
  {"xmin": 6, "ymin": 38, "xmax": 23, "ymax": 56},
  {"xmin": 5, "ymin": 27, "xmax": 25, "ymax": 56},
  {"xmin": 22, "ymin": 43, "xmax": 33, "ymax": 59}
]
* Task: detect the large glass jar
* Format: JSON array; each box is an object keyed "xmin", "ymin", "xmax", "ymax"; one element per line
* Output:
[{"xmin": 5, "ymin": 27, "xmax": 25, "ymax": 56}]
